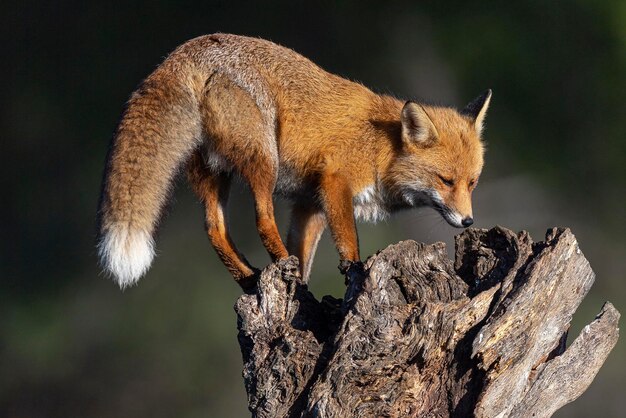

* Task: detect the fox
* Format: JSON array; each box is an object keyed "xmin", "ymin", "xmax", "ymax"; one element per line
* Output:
[{"xmin": 97, "ymin": 33, "xmax": 491, "ymax": 290}]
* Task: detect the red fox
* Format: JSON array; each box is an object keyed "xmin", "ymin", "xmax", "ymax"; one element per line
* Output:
[{"xmin": 97, "ymin": 33, "xmax": 491, "ymax": 289}]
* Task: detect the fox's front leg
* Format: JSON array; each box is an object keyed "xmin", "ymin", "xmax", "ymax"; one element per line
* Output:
[{"xmin": 320, "ymin": 171, "xmax": 360, "ymax": 270}]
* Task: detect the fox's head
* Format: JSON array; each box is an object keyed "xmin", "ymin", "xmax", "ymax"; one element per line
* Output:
[{"xmin": 387, "ymin": 90, "xmax": 491, "ymax": 228}]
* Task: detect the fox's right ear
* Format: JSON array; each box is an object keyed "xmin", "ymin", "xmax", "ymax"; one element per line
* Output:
[
  {"xmin": 462, "ymin": 89, "xmax": 492, "ymax": 136},
  {"xmin": 401, "ymin": 101, "xmax": 438, "ymax": 147}
]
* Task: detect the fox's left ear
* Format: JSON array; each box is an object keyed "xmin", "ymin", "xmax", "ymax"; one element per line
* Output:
[
  {"xmin": 401, "ymin": 101, "xmax": 439, "ymax": 147},
  {"xmin": 462, "ymin": 89, "xmax": 492, "ymax": 136}
]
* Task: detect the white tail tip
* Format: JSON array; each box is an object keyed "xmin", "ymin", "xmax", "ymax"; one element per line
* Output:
[{"xmin": 98, "ymin": 224, "xmax": 155, "ymax": 289}]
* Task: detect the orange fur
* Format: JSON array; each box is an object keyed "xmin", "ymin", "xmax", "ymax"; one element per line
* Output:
[
  {"xmin": 287, "ymin": 205, "xmax": 326, "ymax": 281},
  {"xmin": 97, "ymin": 34, "xmax": 491, "ymax": 288}
]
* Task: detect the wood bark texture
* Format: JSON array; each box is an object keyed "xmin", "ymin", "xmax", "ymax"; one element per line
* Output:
[{"xmin": 235, "ymin": 227, "xmax": 620, "ymax": 418}]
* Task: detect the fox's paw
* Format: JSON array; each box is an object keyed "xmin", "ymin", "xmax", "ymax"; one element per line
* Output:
[
  {"xmin": 338, "ymin": 259, "xmax": 365, "ymax": 282},
  {"xmin": 237, "ymin": 268, "xmax": 262, "ymax": 294},
  {"xmin": 338, "ymin": 259, "xmax": 352, "ymax": 275}
]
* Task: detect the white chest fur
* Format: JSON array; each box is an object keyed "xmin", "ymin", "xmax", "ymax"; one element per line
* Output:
[{"xmin": 353, "ymin": 185, "xmax": 389, "ymax": 223}]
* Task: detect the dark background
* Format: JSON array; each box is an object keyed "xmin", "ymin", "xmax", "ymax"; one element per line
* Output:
[{"xmin": 2, "ymin": 1, "xmax": 624, "ymax": 416}]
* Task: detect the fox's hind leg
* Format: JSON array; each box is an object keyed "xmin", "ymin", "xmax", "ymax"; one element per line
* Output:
[
  {"xmin": 202, "ymin": 71, "xmax": 288, "ymax": 263},
  {"xmin": 287, "ymin": 204, "xmax": 326, "ymax": 282},
  {"xmin": 240, "ymin": 160, "xmax": 289, "ymax": 262},
  {"xmin": 187, "ymin": 150, "xmax": 258, "ymax": 289}
]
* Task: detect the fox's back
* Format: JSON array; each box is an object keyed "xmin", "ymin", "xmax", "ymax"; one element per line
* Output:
[
  {"xmin": 183, "ymin": 34, "xmax": 368, "ymax": 101},
  {"xmin": 167, "ymin": 34, "xmax": 384, "ymax": 195},
  {"xmin": 178, "ymin": 34, "xmax": 377, "ymax": 140}
]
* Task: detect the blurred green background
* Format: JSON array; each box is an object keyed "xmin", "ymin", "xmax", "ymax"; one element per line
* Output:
[{"xmin": 2, "ymin": 1, "xmax": 624, "ymax": 416}]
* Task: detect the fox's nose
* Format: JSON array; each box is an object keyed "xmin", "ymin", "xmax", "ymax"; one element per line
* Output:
[{"xmin": 462, "ymin": 217, "xmax": 474, "ymax": 227}]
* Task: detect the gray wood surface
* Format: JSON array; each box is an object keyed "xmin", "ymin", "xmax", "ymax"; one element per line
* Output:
[{"xmin": 235, "ymin": 227, "xmax": 619, "ymax": 417}]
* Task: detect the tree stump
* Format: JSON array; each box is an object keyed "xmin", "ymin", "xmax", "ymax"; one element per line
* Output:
[{"xmin": 235, "ymin": 227, "xmax": 620, "ymax": 417}]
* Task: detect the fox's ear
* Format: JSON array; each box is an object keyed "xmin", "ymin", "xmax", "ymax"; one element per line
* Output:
[
  {"xmin": 401, "ymin": 101, "xmax": 438, "ymax": 147},
  {"xmin": 462, "ymin": 89, "xmax": 492, "ymax": 136}
]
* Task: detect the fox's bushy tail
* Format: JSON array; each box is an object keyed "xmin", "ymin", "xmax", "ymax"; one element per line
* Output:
[{"xmin": 97, "ymin": 63, "xmax": 203, "ymax": 288}]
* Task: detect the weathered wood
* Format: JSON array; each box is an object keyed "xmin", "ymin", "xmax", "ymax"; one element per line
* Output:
[{"xmin": 235, "ymin": 227, "xmax": 620, "ymax": 417}]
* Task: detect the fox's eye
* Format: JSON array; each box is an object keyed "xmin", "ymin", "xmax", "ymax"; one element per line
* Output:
[
  {"xmin": 438, "ymin": 175, "xmax": 454, "ymax": 187},
  {"xmin": 469, "ymin": 179, "xmax": 476, "ymax": 188}
]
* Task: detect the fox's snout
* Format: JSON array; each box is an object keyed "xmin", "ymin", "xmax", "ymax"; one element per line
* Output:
[
  {"xmin": 430, "ymin": 188, "xmax": 475, "ymax": 229},
  {"xmin": 439, "ymin": 208, "xmax": 474, "ymax": 229},
  {"xmin": 438, "ymin": 207, "xmax": 474, "ymax": 229}
]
